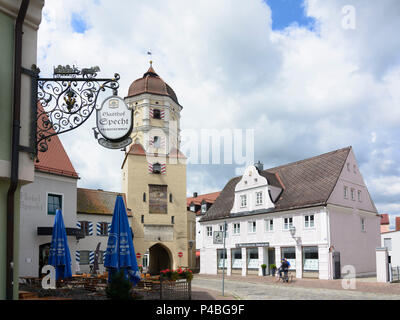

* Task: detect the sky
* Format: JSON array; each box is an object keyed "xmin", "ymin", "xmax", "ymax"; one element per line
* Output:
[{"xmin": 37, "ymin": 0, "xmax": 400, "ymax": 229}]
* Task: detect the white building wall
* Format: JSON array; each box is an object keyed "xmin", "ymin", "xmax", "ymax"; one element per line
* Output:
[
  {"xmin": 19, "ymin": 172, "xmax": 78, "ymax": 277},
  {"xmin": 381, "ymin": 230, "xmax": 400, "ymax": 267},
  {"xmin": 200, "ymin": 206, "xmax": 329, "ymax": 278}
]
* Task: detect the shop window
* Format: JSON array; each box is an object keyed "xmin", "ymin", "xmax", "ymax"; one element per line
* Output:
[
  {"xmin": 302, "ymin": 247, "xmax": 319, "ymax": 272},
  {"xmin": 281, "ymin": 247, "xmax": 296, "ymax": 269},
  {"xmin": 217, "ymin": 249, "xmax": 227, "ymax": 269},
  {"xmin": 232, "ymin": 249, "xmax": 242, "ymax": 269},
  {"xmin": 247, "ymin": 248, "xmax": 259, "ymax": 270},
  {"xmin": 47, "ymin": 193, "xmax": 62, "ymax": 215}
]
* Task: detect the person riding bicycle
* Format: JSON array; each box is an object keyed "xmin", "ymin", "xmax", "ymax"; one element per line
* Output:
[{"xmin": 278, "ymin": 258, "xmax": 290, "ymax": 282}]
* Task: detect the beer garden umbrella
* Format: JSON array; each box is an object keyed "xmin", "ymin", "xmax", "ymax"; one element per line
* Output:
[
  {"xmin": 104, "ymin": 195, "xmax": 141, "ymax": 285},
  {"xmin": 48, "ymin": 209, "xmax": 72, "ymax": 280}
]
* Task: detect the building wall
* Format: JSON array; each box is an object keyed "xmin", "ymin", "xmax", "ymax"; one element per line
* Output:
[
  {"xmin": 381, "ymin": 230, "xmax": 400, "ymax": 267},
  {"xmin": 187, "ymin": 210, "xmax": 196, "ymax": 270},
  {"xmin": 19, "ymin": 172, "xmax": 78, "ymax": 278},
  {"xmin": 0, "ymin": 0, "xmax": 44, "ymax": 298},
  {"xmin": 122, "ymin": 153, "xmax": 188, "ymax": 270},
  {"xmin": 328, "ymin": 204, "xmax": 380, "ymax": 276},
  {"xmin": 200, "ymin": 206, "xmax": 330, "ymax": 278}
]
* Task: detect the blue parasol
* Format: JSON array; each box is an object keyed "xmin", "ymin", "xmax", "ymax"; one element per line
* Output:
[
  {"xmin": 104, "ymin": 195, "xmax": 141, "ymax": 285},
  {"xmin": 48, "ymin": 209, "xmax": 72, "ymax": 280}
]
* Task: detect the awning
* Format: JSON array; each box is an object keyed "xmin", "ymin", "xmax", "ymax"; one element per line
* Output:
[{"xmin": 37, "ymin": 227, "xmax": 85, "ymax": 239}]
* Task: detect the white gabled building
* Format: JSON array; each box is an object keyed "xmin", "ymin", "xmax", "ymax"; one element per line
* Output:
[{"xmin": 199, "ymin": 147, "xmax": 381, "ymax": 280}]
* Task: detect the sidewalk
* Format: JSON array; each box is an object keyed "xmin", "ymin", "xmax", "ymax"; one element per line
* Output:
[
  {"xmin": 191, "ymin": 286, "xmax": 237, "ymax": 300},
  {"xmin": 193, "ymin": 273, "xmax": 400, "ymax": 296}
]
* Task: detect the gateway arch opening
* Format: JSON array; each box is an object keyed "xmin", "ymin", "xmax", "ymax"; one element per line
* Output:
[{"xmin": 148, "ymin": 243, "xmax": 172, "ymax": 275}]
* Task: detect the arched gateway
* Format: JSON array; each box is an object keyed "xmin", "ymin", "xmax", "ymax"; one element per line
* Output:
[{"xmin": 148, "ymin": 243, "xmax": 172, "ymax": 275}]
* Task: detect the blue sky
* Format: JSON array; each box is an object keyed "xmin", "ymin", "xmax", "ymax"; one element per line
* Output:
[
  {"xmin": 71, "ymin": 12, "xmax": 89, "ymax": 34},
  {"xmin": 265, "ymin": 0, "xmax": 316, "ymax": 30}
]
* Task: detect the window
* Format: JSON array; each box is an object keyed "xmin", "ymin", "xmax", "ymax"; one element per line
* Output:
[
  {"xmin": 284, "ymin": 217, "xmax": 293, "ymax": 230},
  {"xmin": 143, "ymin": 192, "xmax": 146, "ymax": 202},
  {"xmin": 358, "ymin": 190, "xmax": 362, "ymax": 202},
  {"xmin": 153, "ymin": 136, "xmax": 161, "ymax": 148},
  {"xmin": 169, "ymin": 193, "xmax": 173, "ymax": 203},
  {"xmin": 247, "ymin": 248, "xmax": 259, "ymax": 270},
  {"xmin": 265, "ymin": 219, "xmax": 273, "ymax": 231},
  {"xmin": 233, "ymin": 223, "xmax": 241, "ymax": 235},
  {"xmin": 351, "ymin": 188, "xmax": 355, "ymax": 201},
  {"xmin": 281, "ymin": 247, "xmax": 296, "ymax": 269},
  {"xmin": 384, "ymin": 238, "xmax": 392, "ymax": 251},
  {"xmin": 353, "ymin": 164, "xmax": 357, "ymax": 173},
  {"xmin": 206, "ymin": 226, "xmax": 212, "ymax": 237},
  {"xmin": 141, "ymin": 215, "xmax": 144, "ymax": 223},
  {"xmin": 152, "ymin": 163, "xmax": 161, "ymax": 174},
  {"xmin": 347, "ymin": 163, "xmax": 350, "ymax": 171},
  {"xmin": 344, "ymin": 186, "xmax": 348, "ymax": 199},
  {"xmin": 304, "ymin": 215, "xmax": 314, "ymax": 228},
  {"xmin": 99, "ymin": 222, "xmax": 109, "ymax": 236},
  {"xmin": 153, "ymin": 109, "xmax": 161, "ymax": 119},
  {"xmin": 201, "ymin": 203, "xmax": 207, "ymax": 213},
  {"xmin": 240, "ymin": 195, "xmax": 247, "ymax": 208},
  {"xmin": 79, "ymin": 250, "xmax": 90, "ymax": 265},
  {"xmin": 79, "ymin": 221, "xmax": 90, "ymax": 236},
  {"xmin": 171, "ymin": 216, "xmax": 175, "ymax": 224},
  {"xmin": 217, "ymin": 249, "xmax": 227, "ymax": 269},
  {"xmin": 190, "ymin": 204, "xmax": 195, "ymax": 212},
  {"xmin": 149, "ymin": 184, "xmax": 167, "ymax": 213},
  {"xmin": 232, "ymin": 248, "xmax": 242, "ymax": 269},
  {"xmin": 248, "ymin": 221, "xmax": 256, "ymax": 233},
  {"xmin": 256, "ymin": 191, "xmax": 263, "ymax": 205},
  {"xmin": 47, "ymin": 193, "xmax": 62, "ymax": 215},
  {"xmin": 219, "ymin": 224, "xmax": 228, "ymax": 238},
  {"xmin": 361, "ymin": 218, "xmax": 366, "ymax": 232}
]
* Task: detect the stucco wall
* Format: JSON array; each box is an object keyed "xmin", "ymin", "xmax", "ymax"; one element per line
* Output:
[{"xmin": 381, "ymin": 230, "xmax": 400, "ymax": 267}]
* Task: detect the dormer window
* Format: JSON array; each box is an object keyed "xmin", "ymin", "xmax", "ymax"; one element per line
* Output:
[
  {"xmin": 190, "ymin": 204, "xmax": 195, "ymax": 212},
  {"xmin": 240, "ymin": 195, "xmax": 247, "ymax": 207},
  {"xmin": 153, "ymin": 109, "xmax": 161, "ymax": 119},
  {"xmin": 152, "ymin": 163, "xmax": 161, "ymax": 174},
  {"xmin": 256, "ymin": 191, "xmax": 263, "ymax": 205},
  {"xmin": 201, "ymin": 203, "xmax": 207, "ymax": 213}
]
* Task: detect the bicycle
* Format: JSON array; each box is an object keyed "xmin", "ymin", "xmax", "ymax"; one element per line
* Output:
[{"xmin": 275, "ymin": 270, "xmax": 293, "ymax": 283}]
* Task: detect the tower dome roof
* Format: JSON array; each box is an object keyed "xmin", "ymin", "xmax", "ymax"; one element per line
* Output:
[{"xmin": 127, "ymin": 62, "xmax": 180, "ymax": 106}]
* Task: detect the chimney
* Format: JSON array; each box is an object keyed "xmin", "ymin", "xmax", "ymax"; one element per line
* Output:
[
  {"xmin": 254, "ymin": 161, "xmax": 264, "ymax": 171},
  {"xmin": 193, "ymin": 192, "xmax": 198, "ymax": 198},
  {"xmin": 396, "ymin": 217, "xmax": 400, "ymax": 231}
]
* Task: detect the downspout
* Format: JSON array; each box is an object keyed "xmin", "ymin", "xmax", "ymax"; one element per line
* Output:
[{"xmin": 6, "ymin": 0, "xmax": 30, "ymax": 300}]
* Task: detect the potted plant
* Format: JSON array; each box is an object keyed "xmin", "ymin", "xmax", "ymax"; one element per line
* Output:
[
  {"xmin": 270, "ymin": 264, "xmax": 277, "ymax": 276},
  {"xmin": 261, "ymin": 264, "xmax": 267, "ymax": 276}
]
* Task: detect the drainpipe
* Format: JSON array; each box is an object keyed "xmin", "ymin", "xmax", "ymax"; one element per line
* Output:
[{"xmin": 6, "ymin": 0, "xmax": 30, "ymax": 300}]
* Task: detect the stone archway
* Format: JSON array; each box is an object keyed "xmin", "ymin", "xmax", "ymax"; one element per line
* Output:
[{"xmin": 148, "ymin": 243, "xmax": 172, "ymax": 275}]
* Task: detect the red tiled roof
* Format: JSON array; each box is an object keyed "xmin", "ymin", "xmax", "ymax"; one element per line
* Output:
[
  {"xmin": 35, "ymin": 104, "xmax": 78, "ymax": 179},
  {"xmin": 187, "ymin": 191, "xmax": 221, "ymax": 207},
  {"xmin": 381, "ymin": 214, "xmax": 390, "ymax": 225}
]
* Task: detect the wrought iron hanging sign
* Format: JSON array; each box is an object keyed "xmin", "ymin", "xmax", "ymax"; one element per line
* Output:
[
  {"xmin": 94, "ymin": 96, "xmax": 133, "ymax": 149},
  {"xmin": 25, "ymin": 64, "xmax": 133, "ymax": 159}
]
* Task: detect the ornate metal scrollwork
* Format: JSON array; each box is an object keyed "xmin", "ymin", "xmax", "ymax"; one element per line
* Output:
[{"xmin": 36, "ymin": 65, "xmax": 120, "ymax": 157}]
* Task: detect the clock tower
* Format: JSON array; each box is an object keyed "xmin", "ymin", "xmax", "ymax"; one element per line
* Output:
[{"xmin": 121, "ymin": 62, "xmax": 190, "ymax": 273}]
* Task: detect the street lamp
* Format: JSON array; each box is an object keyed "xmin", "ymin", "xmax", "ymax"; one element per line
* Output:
[{"xmin": 289, "ymin": 226, "xmax": 296, "ymax": 237}]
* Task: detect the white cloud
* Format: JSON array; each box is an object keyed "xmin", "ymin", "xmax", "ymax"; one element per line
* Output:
[{"xmin": 37, "ymin": 0, "xmax": 400, "ymax": 213}]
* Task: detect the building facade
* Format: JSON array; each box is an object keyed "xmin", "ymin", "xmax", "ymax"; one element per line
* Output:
[
  {"xmin": 76, "ymin": 188, "xmax": 133, "ymax": 274},
  {"xmin": 381, "ymin": 216, "xmax": 400, "ymax": 268},
  {"xmin": 0, "ymin": 0, "xmax": 44, "ymax": 299},
  {"xmin": 199, "ymin": 147, "xmax": 381, "ymax": 279},
  {"xmin": 19, "ymin": 133, "xmax": 80, "ymax": 278},
  {"xmin": 121, "ymin": 63, "xmax": 189, "ymax": 274}
]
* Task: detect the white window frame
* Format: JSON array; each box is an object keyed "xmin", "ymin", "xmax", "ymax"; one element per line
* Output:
[
  {"xmin": 248, "ymin": 221, "xmax": 256, "ymax": 233},
  {"xmin": 351, "ymin": 188, "xmax": 355, "ymax": 201},
  {"xmin": 283, "ymin": 217, "xmax": 293, "ymax": 230},
  {"xmin": 240, "ymin": 194, "xmax": 247, "ymax": 208},
  {"xmin": 304, "ymin": 215, "xmax": 315, "ymax": 229},
  {"xmin": 206, "ymin": 226, "xmax": 212, "ymax": 237},
  {"xmin": 361, "ymin": 217, "xmax": 366, "ymax": 232},
  {"xmin": 46, "ymin": 191, "xmax": 64, "ymax": 216},
  {"xmin": 358, "ymin": 190, "xmax": 362, "ymax": 202},
  {"xmin": 190, "ymin": 204, "xmax": 195, "ymax": 212},
  {"xmin": 201, "ymin": 203, "xmax": 207, "ymax": 213},
  {"xmin": 384, "ymin": 238, "xmax": 392, "ymax": 251},
  {"xmin": 256, "ymin": 191, "xmax": 263, "ymax": 206},
  {"xmin": 265, "ymin": 219, "xmax": 273, "ymax": 232},
  {"xmin": 233, "ymin": 223, "xmax": 241, "ymax": 235},
  {"xmin": 344, "ymin": 186, "xmax": 348, "ymax": 199}
]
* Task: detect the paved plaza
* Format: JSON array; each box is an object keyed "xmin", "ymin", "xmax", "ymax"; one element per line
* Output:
[{"xmin": 191, "ymin": 274, "xmax": 400, "ymax": 300}]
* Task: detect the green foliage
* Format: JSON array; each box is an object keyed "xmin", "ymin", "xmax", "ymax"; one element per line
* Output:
[
  {"xmin": 261, "ymin": 264, "xmax": 267, "ymax": 269},
  {"xmin": 105, "ymin": 270, "xmax": 133, "ymax": 300},
  {"xmin": 270, "ymin": 264, "xmax": 276, "ymax": 270}
]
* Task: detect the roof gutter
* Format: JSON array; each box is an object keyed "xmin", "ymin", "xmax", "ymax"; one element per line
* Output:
[{"xmin": 6, "ymin": 0, "xmax": 30, "ymax": 300}]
